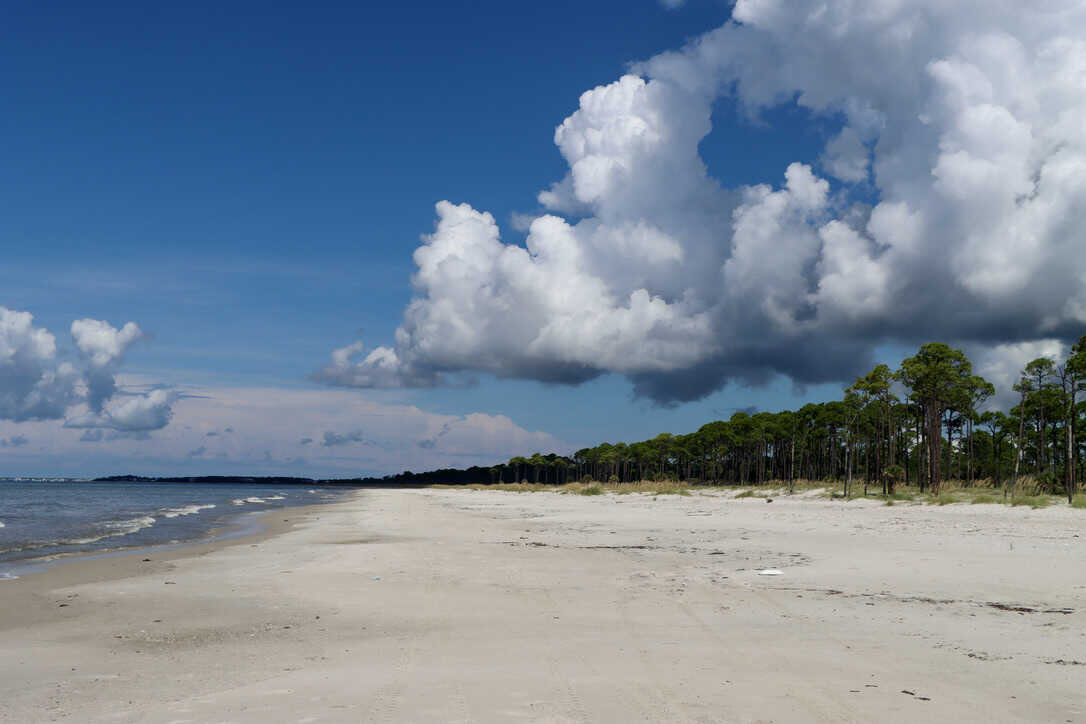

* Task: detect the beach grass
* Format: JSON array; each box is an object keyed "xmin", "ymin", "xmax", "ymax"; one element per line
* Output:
[{"xmin": 428, "ymin": 477, "xmax": 1082, "ymax": 508}]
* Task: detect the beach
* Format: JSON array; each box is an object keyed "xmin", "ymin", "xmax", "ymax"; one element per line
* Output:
[{"xmin": 1, "ymin": 488, "xmax": 1083, "ymax": 723}]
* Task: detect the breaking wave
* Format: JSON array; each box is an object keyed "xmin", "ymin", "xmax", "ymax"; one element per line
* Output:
[
  {"xmin": 231, "ymin": 497, "xmax": 268, "ymax": 506},
  {"xmin": 161, "ymin": 504, "xmax": 216, "ymax": 518}
]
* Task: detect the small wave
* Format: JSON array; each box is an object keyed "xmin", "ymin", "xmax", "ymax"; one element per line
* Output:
[
  {"xmin": 46, "ymin": 515, "xmax": 158, "ymax": 547},
  {"xmin": 101, "ymin": 515, "xmax": 157, "ymax": 536},
  {"xmin": 307, "ymin": 489, "xmax": 317, "ymax": 494},
  {"xmin": 0, "ymin": 515, "xmax": 157, "ymax": 556},
  {"xmin": 0, "ymin": 521, "xmax": 5, "ymax": 528},
  {"xmin": 232, "ymin": 497, "xmax": 268, "ymax": 506},
  {"xmin": 161, "ymin": 504, "xmax": 216, "ymax": 518},
  {"xmin": 266, "ymin": 495, "xmax": 286, "ymax": 501},
  {"xmin": 0, "ymin": 571, "xmax": 18, "ymax": 581}
]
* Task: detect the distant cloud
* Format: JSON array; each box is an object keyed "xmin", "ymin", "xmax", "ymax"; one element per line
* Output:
[
  {"xmin": 65, "ymin": 388, "xmax": 176, "ymax": 434},
  {"xmin": 0, "ymin": 435, "xmax": 29, "ymax": 448},
  {"xmin": 298, "ymin": 437, "xmax": 313, "ymax": 446},
  {"xmin": 107, "ymin": 430, "xmax": 151, "ymax": 441},
  {"xmin": 0, "ymin": 385, "xmax": 567, "ymax": 477},
  {"xmin": 321, "ymin": 429, "xmax": 365, "ymax": 447},
  {"xmin": 1, "ymin": 307, "xmax": 175, "ymax": 433},
  {"xmin": 659, "ymin": 0, "xmax": 685, "ymax": 8},
  {"xmin": 187, "ymin": 446, "xmax": 207, "ymax": 457},
  {"xmin": 317, "ymin": 1, "xmax": 1086, "ymax": 404}
]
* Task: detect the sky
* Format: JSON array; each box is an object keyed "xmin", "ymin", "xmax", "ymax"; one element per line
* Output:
[{"xmin": 3, "ymin": 0, "xmax": 1086, "ymax": 477}]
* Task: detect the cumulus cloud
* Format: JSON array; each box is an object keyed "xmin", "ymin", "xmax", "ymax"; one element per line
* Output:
[
  {"xmin": 0, "ymin": 307, "xmax": 79, "ymax": 421},
  {"xmin": 0, "ymin": 434, "xmax": 29, "ymax": 448},
  {"xmin": 970, "ymin": 339, "xmax": 1069, "ymax": 409},
  {"xmin": 319, "ymin": 1, "xmax": 1086, "ymax": 403},
  {"xmin": 1, "ymin": 307, "xmax": 175, "ymax": 433},
  {"xmin": 71, "ymin": 318, "xmax": 143, "ymax": 413},
  {"xmin": 65, "ymin": 388, "xmax": 176, "ymax": 433}
]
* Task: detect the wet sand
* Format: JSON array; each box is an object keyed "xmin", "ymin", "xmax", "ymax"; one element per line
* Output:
[{"xmin": 1, "ymin": 487, "xmax": 1083, "ymax": 723}]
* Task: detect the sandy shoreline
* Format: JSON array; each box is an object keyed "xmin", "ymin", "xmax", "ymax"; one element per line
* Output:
[{"xmin": 1, "ymin": 488, "xmax": 1083, "ymax": 723}]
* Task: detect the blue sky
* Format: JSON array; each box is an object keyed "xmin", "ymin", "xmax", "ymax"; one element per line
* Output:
[{"xmin": 5, "ymin": 1, "xmax": 1078, "ymax": 476}]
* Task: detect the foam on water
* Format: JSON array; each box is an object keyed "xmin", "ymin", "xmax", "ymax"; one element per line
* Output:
[
  {"xmin": 161, "ymin": 504, "xmax": 216, "ymax": 518},
  {"xmin": 66, "ymin": 515, "xmax": 158, "ymax": 545},
  {"xmin": 232, "ymin": 496, "xmax": 269, "ymax": 506}
]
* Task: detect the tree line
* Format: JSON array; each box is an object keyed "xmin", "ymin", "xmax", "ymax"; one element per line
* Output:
[{"xmin": 483, "ymin": 339, "xmax": 1086, "ymax": 502}]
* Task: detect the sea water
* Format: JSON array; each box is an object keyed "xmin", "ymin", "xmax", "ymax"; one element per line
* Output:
[{"xmin": 0, "ymin": 479, "xmax": 350, "ymax": 579}]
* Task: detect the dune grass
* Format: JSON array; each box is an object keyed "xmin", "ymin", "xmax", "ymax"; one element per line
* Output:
[{"xmin": 429, "ymin": 477, "xmax": 1082, "ymax": 508}]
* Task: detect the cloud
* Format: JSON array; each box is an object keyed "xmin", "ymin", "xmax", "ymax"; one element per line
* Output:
[
  {"xmin": 320, "ymin": 429, "xmax": 366, "ymax": 447},
  {"xmin": 70, "ymin": 318, "xmax": 142, "ymax": 367},
  {"xmin": 1, "ymin": 308, "xmax": 175, "ymax": 434},
  {"xmin": 970, "ymin": 339, "xmax": 1069, "ymax": 410},
  {"xmin": 161, "ymin": 386, "xmax": 564, "ymax": 475},
  {"xmin": 65, "ymin": 388, "xmax": 176, "ymax": 433},
  {"xmin": 71, "ymin": 318, "xmax": 144, "ymax": 413},
  {"xmin": 299, "ymin": 437, "xmax": 313, "ymax": 446},
  {"xmin": 0, "ymin": 434, "xmax": 29, "ymax": 448},
  {"xmin": 0, "ymin": 383, "xmax": 568, "ymax": 477},
  {"xmin": 659, "ymin": 0, "xmax": 685, "ymax": 8},
  {"xmin": 0, "ymin": 307, "xmax": 79, "ymax": 421},
  {"xmin": 318, "ymin": 1, "xmax": 1086, "ymax": 403}
]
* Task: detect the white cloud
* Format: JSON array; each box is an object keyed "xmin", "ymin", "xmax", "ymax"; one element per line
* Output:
[
  {"xmin": 0, "ymin": 307, "xmax": 79, "ymax": 422},
  {"xmin": 318, "ymin": 1, "xmax": 1086, "ymax": 402},
  {"xmin": 0, "ymin": 384, "xmax": 567, "ymax": 476},
  {"xmin": 70, "ymin": 318, "xmax": 143, "ymax": 367},
  {"xmin": 0, "ymin": 307, "xmax": 174, "ymax": 432},
  {"xmin": 970, "ymin": 339, "xmax": 1069, "ymax": 410},
  {"xmin": 71, "ymin": 318, "xmax": 145, "ymax": 413}
]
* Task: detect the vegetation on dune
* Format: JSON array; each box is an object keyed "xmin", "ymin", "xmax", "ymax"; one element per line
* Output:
[{"xmin": 414, "ymin": 339, "xmax": 1086, "ymax": 508}]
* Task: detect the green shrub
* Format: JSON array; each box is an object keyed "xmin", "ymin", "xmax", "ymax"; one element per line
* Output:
[
  {"xmin": 1010, "ymin": 494, "xmax": 1050, "ymax": 509},
  {"xmin": 933, "ymin": 492, "xmax": 957, "ymax": 506},
  {"xmin": 580, "ymin": 483, "xmax": 604, "ymax": 496}
]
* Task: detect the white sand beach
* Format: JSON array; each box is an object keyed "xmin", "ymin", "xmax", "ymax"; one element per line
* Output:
[{"xmin": 1, "ymin": 488, "xmax": 1084, "ymax": 723}]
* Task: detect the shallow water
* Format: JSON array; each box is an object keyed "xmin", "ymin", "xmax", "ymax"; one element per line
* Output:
[{"xmin": 0, "ymin": 479, "xmax": 349, "ymax": 577}]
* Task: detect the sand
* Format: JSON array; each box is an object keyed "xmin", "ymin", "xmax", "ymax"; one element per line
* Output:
[{"xmin": 0, "ymin": 487, "xmax": 1084, "ymax": 723}]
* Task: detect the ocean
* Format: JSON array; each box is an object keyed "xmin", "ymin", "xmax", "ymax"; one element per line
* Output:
[{"xmin": 0, "ymin": 479, "xmax": 352, "ymax": 579}]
